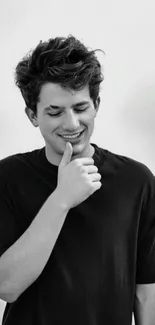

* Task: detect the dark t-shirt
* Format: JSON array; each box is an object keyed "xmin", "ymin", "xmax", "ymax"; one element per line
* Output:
[{"xmin": 0, "ymin": 143, "xmax": 155, "ymax": 325}]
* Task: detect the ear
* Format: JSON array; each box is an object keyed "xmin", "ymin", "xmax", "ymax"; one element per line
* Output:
[
  {"xmin": 25, "ymin": 107, "xmax": 39, "ymax": 127},
  {"xmin": 94, "ymin": 96, "xmax": 100, "ymax": 116}
]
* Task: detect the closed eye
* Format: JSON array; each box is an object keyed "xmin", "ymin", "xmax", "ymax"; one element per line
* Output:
[{"xmin": 47, "ymin": 107, "xmax": 89, "ymax": 117}]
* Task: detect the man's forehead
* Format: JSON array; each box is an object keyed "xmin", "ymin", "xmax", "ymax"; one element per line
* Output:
[
  {"xmin": 39, "ymin": 82, "xmax": 91, "ymax": 105},
  {"xmin": 40, "ymin": 82, "xmax": 89, "ymax": 94}
]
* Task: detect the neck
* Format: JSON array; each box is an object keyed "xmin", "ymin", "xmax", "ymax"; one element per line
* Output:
[{"xmin": 45, "ymin": 143, "xmax": 95, "ymax": 166}]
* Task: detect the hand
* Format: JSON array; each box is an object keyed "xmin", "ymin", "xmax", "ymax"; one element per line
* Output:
[{"xmin": 55, "ymin": 142, "xmax": 102, "ymax": 209}]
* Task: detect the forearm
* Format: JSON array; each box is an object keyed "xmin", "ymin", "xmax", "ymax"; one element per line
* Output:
[
  {"xmin": 134, "ymin": 284, "xmax": 155, "ymax": 325},
  {"xmin": 134, "ymin": 301, "xmax": 155, "ymax": 325},
  {"xmin": 0, "ymin": 190, "xmax": 69, "ymax": 303}
]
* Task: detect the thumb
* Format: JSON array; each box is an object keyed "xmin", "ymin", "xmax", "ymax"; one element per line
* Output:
[{"xmin": 59, "ymin": 142, "xmax": 73, "ymax": 168}]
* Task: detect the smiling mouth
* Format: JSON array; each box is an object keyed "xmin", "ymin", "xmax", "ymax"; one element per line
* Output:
[{"xmin": 59, "ymin": 129, "xmax": 85, "ymax": 140}]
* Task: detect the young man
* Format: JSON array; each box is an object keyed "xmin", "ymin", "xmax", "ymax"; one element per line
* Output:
[{"xmin": 0, "ymin": 35, "xmax": 155, "ymax": 325}]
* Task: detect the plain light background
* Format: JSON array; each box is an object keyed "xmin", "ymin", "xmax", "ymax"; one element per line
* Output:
[{"xmin": 1, "ymin": 0, "xmax": 155, "ymax": 324}]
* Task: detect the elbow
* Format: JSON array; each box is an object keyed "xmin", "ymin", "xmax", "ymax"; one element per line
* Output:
[
  {"xmin": 0, "ymin": 292, "xmax": 18, "ymax": 303},
  {"xmin": 0, "ymin": 293, "xmax": 18, "ymax": 303},
  {"xmin": 0, "ymin": 285, "xmax": 19, "ymax": 303}
]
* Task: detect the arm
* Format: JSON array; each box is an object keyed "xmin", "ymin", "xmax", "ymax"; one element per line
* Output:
[
  {"xmin": 134, "ymin": 283, "xmax": 155, "ymax": 325},
  {"xmin": 0, "ymin": 189, "xmax": 69, "ymax": 303}
]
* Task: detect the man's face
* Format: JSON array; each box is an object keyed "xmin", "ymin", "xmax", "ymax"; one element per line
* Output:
[{"xmin": 27, "ymin": 83, "xmax": 100, "ymax": 165}]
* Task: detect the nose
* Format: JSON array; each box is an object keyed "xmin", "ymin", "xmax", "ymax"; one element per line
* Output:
[{"xmin": 62, "ymin": 110, "xmax": 80, "ymax": 131}]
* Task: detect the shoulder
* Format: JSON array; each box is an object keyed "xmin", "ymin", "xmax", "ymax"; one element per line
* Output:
[
  {"xmin": 106, "ymin": 148, "xmax": 154, "ymax": 184},
  {"xmin": 95, "ymin": 144, "xmax": 155, "ymax": 192},
  {"xmin": 0, "ymin": 151, "xmax": 28, "ymax": 175},
  {"xmin": 0, "ymin": 148, "xmax": 44, "ymax": 188}
]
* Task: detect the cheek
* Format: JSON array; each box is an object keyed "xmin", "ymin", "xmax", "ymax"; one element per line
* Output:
[
  {"xmin": 83, "ymin": 117, "xmax": 95, "ymax": 138},
  {"xmin": 83, "ymin": 111, "xmax": 95, "ymax": 124},
  {"xmin": 86, "ymin": 115, "xmax": 95, "ymax": 129},
  {"xmin": 39, "ymin": 118, "xmax": 58, "ymax": 133}
]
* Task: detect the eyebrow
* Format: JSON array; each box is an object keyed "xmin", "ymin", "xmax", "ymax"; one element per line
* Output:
[{"xmin": 44, "ymin": 101, "xmax": 90, "ymax": 111}]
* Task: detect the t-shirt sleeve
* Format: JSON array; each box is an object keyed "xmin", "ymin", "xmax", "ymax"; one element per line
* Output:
[
  {"xmin": 0, "ymin": 166, "xmax": 20, "ymax": 257},
  {"xmin": 136, "ymin": 166, "xmax": 155, "ymax": 284}
]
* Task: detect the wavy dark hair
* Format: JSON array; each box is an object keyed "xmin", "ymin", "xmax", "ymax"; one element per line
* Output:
[{"xmin": 15, "ymin": 35, "xmax": 105, "ymax": 115}]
